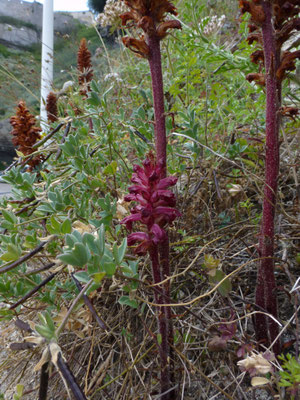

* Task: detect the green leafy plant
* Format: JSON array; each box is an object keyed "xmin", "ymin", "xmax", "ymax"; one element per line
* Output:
[
  {"xmin": 202, "ymin": 254, "xmax": 232, "ymax": 297},
  {"xmin": 279, "ymin": 354, "xmax": 300, "ymax": 399},
  {"xmin": 13, "ymin": 384, "xmax": 24, "ymax": 400}
]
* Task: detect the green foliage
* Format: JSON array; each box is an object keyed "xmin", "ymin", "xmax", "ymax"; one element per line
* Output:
[
  {"xmin": 76, "ymin": 24, "xmax": 99, "ymax": 43},
  {"xmin": 12, "ymin": 384, "xmax": 24, "ymax": 400},
  {"xmin": 35, "ymin": 310, "xmax": 57, "ymax": 341},
  {"xmin": 0, "ymin": 44, "xmax": 11, "ymax": 58},
  {"xmin": 202, "ymin": 254, "xmax": 232, "ymax": 297},
  {"xmin": 1, "ymin": 1, "xmax": 296, "ymax": 325},
  {"xmin": 279, "ymin": 354, "xmax": 300, "ymax": 399}
]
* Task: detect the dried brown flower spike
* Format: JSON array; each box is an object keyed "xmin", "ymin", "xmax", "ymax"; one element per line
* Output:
[
  {"xmin": 77, "ymin": 38, "xmax": 93, "ymax": 96},
  {"xmin": 46, "ymin": 92, "xmax": 58, "ymax": 123},
  {"xmin": 10, "ymin": 101, "xmax": 42, "ymax": 169},
  {"xmin": 120, "ymin": 0, "xmax": 181, "ymax": 58}
]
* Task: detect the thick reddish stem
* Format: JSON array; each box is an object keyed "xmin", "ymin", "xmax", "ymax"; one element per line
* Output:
[
  {"xmin": 147, "ymin": 32, "xmax": 171, "ymax": 310},
  {"xmin": 149, "ymin": 245, "xmax": 172, "ymax": 400},
  {"xmin": 147, "ymin": 35, "xmax": 175, "ymax": 399},
  {"xmin": 147, "ymin": 35, "xmax": 167, "ymax": 177},
  {"xmin": 255, "ymin": 1, "xmax": 281, "ymax": 354}
]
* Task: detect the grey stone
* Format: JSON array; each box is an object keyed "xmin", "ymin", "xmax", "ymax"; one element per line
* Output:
[
  {"xmin": 0, "ymin": 118, "xmax": 14, "ymax": 154},
  {"xmin": 0, "ymin": 0, "xmax": 79, "ymax": 38},
  {"xmin": 68, "ymin": 11, "xmax": 94, "ymax": 26},
  {"xmin": 0, "ymin": 23, "xmax": 39, "ymax": 46}
]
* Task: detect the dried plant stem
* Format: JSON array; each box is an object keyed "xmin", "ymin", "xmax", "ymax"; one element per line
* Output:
[
  {"xmin": 55, "ymin": 279, "xmax": 93, "ymax": 337},
  {"xmin": 10, "ymin": 272, "xmax": 58, "ymax": 310},
  {"xmin": 255, "ymin": 1, "xmax": 281, "ymax": 354},
  {"xmin": 56, "ymin": 353, "xmax": 87, "ymax": 400},
  {"xmin": 0, "ymin": 240, "xmax": 52, "ymax": 274},
  {"xmin": 71, "ymin": 274, "xmax": 107, "ymax": 330},
  {"xmin": 174, "ymin": 346, "xmax": 234, "ymax": 400},
  {"xmin": 32, "ymin": 123, "xmax": 64, "ymax": 149}
]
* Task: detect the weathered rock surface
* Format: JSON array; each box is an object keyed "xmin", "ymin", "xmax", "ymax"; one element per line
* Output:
[
  {"xmin": 0, "ymin": 0, "xmax": 76, "ymax": 33},
  {"xmin": 0, "ymin": 23, "xmax": 39, "ymax": 47},
  {"xmin": 0, "ymin": 118, "xmax": 15, "ymax": 155},
  {"xmin": 0, "ymin": 0, "xmax": 82, "ymax": 48}
]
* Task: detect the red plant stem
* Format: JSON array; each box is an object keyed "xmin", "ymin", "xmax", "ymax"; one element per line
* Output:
[
  {"xmin": 147, "ymin": 35, "xmax": 175, "ymax": 397},
  {"xmin": 147, "ymin": 33, "xmax": 172, "ymax": 314},
  {"xmin": 159, "ymin": 237, "xmax": 175, "ymax": 381},
  {"xmin": 149, "ymin": 245, "xmax": 172, "ymax": 399},
  {"xmin": 255, "ymin": 1, "xmax": 281, "ymax": 354},
  {"xmin": 147, "ymin": 36, "xmax": 167, "ymax": 177}
]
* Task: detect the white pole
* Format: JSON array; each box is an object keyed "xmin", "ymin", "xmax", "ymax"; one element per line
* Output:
[{"xmin": 40, "ymin": 0, "xmax": 54, "ymax": 131}]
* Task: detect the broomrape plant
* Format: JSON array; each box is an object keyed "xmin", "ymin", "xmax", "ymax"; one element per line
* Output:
[
  {"xmin": 239, "ymin": 0, "xmax": 300, "ymax": 354},
  {"xmin": 1, "ymin": 1, "xmax": 300, "ymax": 398},
  {"xmin": 121, "ymin": 155, "xmax": 181, "ymax": 399},
  {"xmin": 120, "ymin": 0, "xmax": 181, "ymax": 398}
]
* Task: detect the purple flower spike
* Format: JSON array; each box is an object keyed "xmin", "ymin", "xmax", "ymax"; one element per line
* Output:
[{"xmin": 121, "ymin": 154, "xmax": 180, "ymax": 252}]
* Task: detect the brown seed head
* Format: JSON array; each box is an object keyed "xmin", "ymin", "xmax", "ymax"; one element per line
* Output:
[
  {"xmin": 280, "ymin": 106, "xmax": 299, "ymax": 120},
  {"xmin": 276, "ymin": 50, "xmax": 300, "ymax": 81},
  {"xmin": 273, "ymin": 2, "xmax": 299, "ymax": 29},
  {"xmin": 122, "ymin": 36, "xmax": 150, "ymax": 58},
  {"xmin": 276, "ymin": 18, "xmax": 300, "ymax": 47},
  {"xmin": 77, "ymin": 38, "xmax": 93, "ymax": 96},
  {"xmin": 240, "ymin": 0, "xmax": 300, "ymax": 90},
  {"xmin": 120, "ymin": 0, "xmax": 181, "ymax": 56},
  {"xmin": 123, "ymin": 0, "xmax": 177, "ymax": 25},
  {"xmin": 247, "ymin": 32, "xmax": 263, "ymax": 45},
  {"xmin": 10, "ymin": 101, "xmax": 42, "ymax": 169},
  {"xmin": 246, "ymin": 72, "xmax": 266, "ymax": 86},
  {"xmin": 46, "ymin": 92, "xmax": 58, "ymax": 123},
  {"xmin": 250, "ymin": 50, "xmax": 265, "ymax": 65},
  {"xmin": 239, "ymin": 0, "xmax": 265, "ymax": 24}
]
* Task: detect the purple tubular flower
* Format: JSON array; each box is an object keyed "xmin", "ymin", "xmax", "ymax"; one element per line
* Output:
[
  {"xmin": 154, "ymin": 207, "xmax": 181, "ymax": 225},
  {"xmin": 151, "ymin": 190, "xmax": 176, "ymax": 207},
  {"xmin": 127, "ymin": 232, "xmax": 151, "ymax": 255},
  {"xmin": 124, "ymin": 194, "xmax": 137, "ymax": 202},
  {"xmin": 127, "ymin": 224, "xmax": 167, "ymax": 255},
  {"xmin": 157, "ymin": 176, "xmax": 177, "ymax": 190},
  {"xmin": 151, "ymin": 224, "xmax": 167, "ymax": 244},
  {"xmin": 127, "ymin": 232, "xmax": 149, "ymax": 245},
  {"xmin": 121, "ymin": 154, "xmax": 180, "ymax": 252},
  {"xmin": 120, "ymin": 213, "xmax": 142, "ymax": 231}
]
